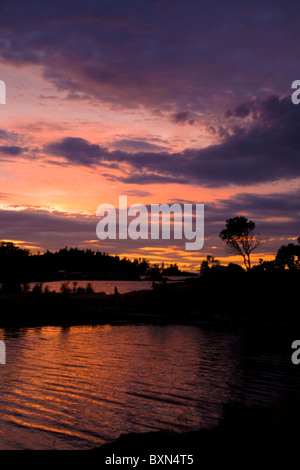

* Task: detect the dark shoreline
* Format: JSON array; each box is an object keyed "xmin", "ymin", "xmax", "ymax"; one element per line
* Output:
[
  {"xmin": 0, "ymin": 293, "xmax": 299, "ymax": 329},
  {"xmin": 90, "ymin": 400, "xmax": 299, "ymax": 465},
  {"xmin": 1, "ymin": 271, "xmax": 300, "ymax": 328}
]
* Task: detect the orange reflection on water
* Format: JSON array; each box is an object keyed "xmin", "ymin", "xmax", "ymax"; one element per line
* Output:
[{"xmin": 0, "ymin": 324, "xmax": 243, "ymax": 449}]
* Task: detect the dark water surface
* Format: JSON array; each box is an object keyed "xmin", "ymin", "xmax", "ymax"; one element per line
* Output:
[
  {"xmin": 27, "ymin": 277, "xmax": 191, "ymax": 294},
  {"xmin": 0, "ymin": 323, "xmax": 298, "ymax": 449}
]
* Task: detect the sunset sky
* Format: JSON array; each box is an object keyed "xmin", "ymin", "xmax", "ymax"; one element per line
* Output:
[{"xmin": 0, "ymin": 0, "xmax": 299, "ymax": 271}]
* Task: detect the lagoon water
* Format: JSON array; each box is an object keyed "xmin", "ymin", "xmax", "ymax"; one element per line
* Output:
[
  {"xmin": 28, "ymin": 279, "xmax": 153, "ymax": 294},
  {"xmin": 27, "ymin": 277, "xmax": 191, "ymax": 294},
  {"xmin": 0, "ymin": 324, "xmax": 298, "ymax": 450}
]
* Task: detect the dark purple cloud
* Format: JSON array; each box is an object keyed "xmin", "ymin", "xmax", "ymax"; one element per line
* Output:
[
  {"xmin": 117, "ymin": 173, "xmax": 182, "ymax": 185},
  {"xmin": 0, "ymin": 130, "xmax": 9, "ymax": 140},
  {"xmin": 225, "ymin": 103, "xmax": 251, "ymax": 119},
  {"xmin": 110, "ymin": 139, "xmax": 169, "ymax": 153},
  {"xmin": 0, "ymin": 146, "xmax": 24, "ymax": 155},
  {"xmin": 0, "ymin": 0, "xmax": 299, "ymax": 111},
  {"xmin": 126, "ymin": 190, "xmax": 153, "ymax": 197},
  {"xmin": 45, "ymin": 95, "xmax": 300, "ymax": 187},
  {"xmin": 172, "ymin": 112, "xmax": 196, "ymax": 126},
  {"xmin": 44, "ymin": 137, "xmax": 107, "ymax": 167},
  {"xmin": 0, "ymin": 209, "xmax": 95, "ymax": 248}
]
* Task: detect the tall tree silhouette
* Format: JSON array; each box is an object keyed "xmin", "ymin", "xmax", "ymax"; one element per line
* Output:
[
  {"xmin": 219, "ymin": 216, "xmax": 261, "ymax": 270},
  {"xmin": 275, "ymin": 238, "xmax": 300, "ymax": 270}
]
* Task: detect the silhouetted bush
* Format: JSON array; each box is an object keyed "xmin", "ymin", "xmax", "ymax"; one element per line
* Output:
[{"xmin": 32, "ymin": 282, "xmax": 43, "ymax": 295}]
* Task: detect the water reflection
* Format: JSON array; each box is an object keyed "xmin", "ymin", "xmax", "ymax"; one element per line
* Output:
[{"xmin": 0, "ymin": 324, "xmax": 298, "ymax": 450}]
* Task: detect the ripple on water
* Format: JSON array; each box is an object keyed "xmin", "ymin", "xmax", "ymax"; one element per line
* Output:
[{"xmin": 0, "ymin": 323, "xmax": 298, "ymax": 449}]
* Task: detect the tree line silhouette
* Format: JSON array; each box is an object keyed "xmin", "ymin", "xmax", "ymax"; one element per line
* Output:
[
  {"xmin": 0, "ymin": 244, "xmax": 150, "ymax": 285},
  {"xmin": 0, "ymin": 243, "xmax": 184, "ymax": 291},
  {"xmin": 0, "ymin": 216, "xmax": 299, "ymax": 294}
]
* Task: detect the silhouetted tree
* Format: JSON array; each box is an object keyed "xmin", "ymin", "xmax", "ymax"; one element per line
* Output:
[
  {"xmin": 275, "ymin": 239, "xmax": 300, "ymax": 270},
  {"xmin": 0, "ymin": 241, "xmax": 29, "ymax": 257},
  {"xmin": 147, "ymin": 263, "xmax": 163, "ymax": 281},
  {"xmin": 253, "ymin": 259, "xmax": 276, "ymax": 272},
  {"xmin": 200, "ymin": 255, "xmax": 220, "ymax": 274},
  {"xmin": 0, "ymin": 241, "xmax": 29, "ymax": 286},
  {"xmin": 219, "ymin": 216, "xmax": 261, "ymax": 270},
  {"xmin": 226, "ymin": 262, "xmax": 245, "ymax": 274},
  {"xmin": 162, "ymin": 263, "xmax": 180, "ymax": 275}
]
